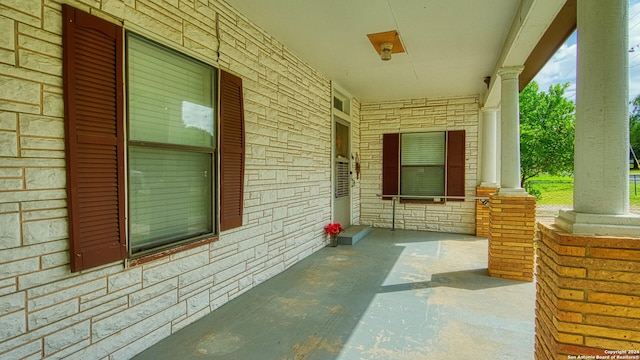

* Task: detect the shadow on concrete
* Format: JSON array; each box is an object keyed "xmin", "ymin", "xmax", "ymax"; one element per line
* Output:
[
  {"xmin": 377, "ymin": 268, "xmax": 524, "ymax": 293},
  {"xmin": 133, "ymin": 228, "xmax": 535, "ymax": 360}
]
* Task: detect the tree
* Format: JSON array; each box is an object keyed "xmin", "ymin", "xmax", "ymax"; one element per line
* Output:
[
  {"xmin": 629, "ymin": 94, "xmax": 640, "ymax": 169},
  {"xmin": 519, "ymin": 81, "xmax": 575, "ymax": 186}
]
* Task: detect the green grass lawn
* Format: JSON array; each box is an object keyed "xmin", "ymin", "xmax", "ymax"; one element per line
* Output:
[{"xmin": 527, "ymin": 172, "xmax": 640, "ymax": 205}]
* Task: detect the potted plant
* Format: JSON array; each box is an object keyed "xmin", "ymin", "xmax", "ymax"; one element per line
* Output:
[{"xmin": 324, "ymin": 222, "xmax": 344, "ymax": 247}]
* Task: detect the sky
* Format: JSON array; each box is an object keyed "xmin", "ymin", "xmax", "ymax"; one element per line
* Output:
[{"xmin": 533, "ymin": 0, "xmax": 640, "ymax": 105}]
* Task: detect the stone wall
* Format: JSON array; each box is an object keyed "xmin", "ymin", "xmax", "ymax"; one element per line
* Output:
[
  {"xmin": 359, "ymin": 97, "xmax": 479, "ymax": 234},
  {"xmin": 0, "ymin": 0, "xmax": 353, "ymax": 358},
  {"xmin": 536, "ymin": 223, "xmax": 640, "ymax": 359}
]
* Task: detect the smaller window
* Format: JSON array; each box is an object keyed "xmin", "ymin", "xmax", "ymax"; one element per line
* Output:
[{"xmin": 400, "ymin": 132, "xmax": 446, "ymax": 200}]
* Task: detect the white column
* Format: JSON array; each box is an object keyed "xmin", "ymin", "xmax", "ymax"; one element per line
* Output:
[
  {"xmin": 556, "ymin": 0, "xmax": 640, "ymax": 237},
  {"xmin": 498, "ymin": 66, "xmax": 526, "ymax": 195},
  {"xmin": 481, "ymin": 107, "xmax": 498, "ymax": 186}
]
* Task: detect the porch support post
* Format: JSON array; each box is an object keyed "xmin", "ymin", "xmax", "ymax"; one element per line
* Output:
[
  {"xmin": 497, "ymin": 66, "xmax": 526, "ymax": 195},
  {"xmin": 477, "ymin": 107, "xmax": 499, "ymax": 237},
  {"xmin": 554, "ymin": 0, "xmax": 640, "ymax": 237},
  {"xmin": 481, "ymin": 107, "xmax": 498, "ymax": 187},
  {"xmin": 535, "ymin": 1, "xmax": 640, "ymax": 359}
]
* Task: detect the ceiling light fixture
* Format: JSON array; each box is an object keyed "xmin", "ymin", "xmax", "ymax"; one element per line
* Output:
[
  {"xmin": 367, "ymin": 30, "xmax": 405, "ymax": 62},
  {"xmin": 380, "ymin": 42, "xmax": 393, "ymax": 61}
]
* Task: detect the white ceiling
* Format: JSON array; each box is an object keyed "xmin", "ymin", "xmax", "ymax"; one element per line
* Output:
[{"xmin": 224, "ymin": 0, "xmax": 565, "ymax": 103}]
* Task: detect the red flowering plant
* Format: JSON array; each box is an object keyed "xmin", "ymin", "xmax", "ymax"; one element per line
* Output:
[
  {"xmin": 324, "ymin": 222, "xmax": 344, "ymax": 247},
  {"xmin": 324, "ymin": 222, "xmax": 344, "ymax": 236}
]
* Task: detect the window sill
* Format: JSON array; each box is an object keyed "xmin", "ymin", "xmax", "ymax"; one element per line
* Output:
[
  {"xmin": 400, "ymin": 199, "xmax": 445, "ymax": 205},
  {"xmin": 126, "ymin": 235, "xmax": 218, "ymax": 267}
]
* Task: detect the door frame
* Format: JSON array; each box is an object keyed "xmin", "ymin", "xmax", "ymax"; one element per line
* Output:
[{"xmin": 331, "ymin": 82, "xmax": 353, "ymax": 226}]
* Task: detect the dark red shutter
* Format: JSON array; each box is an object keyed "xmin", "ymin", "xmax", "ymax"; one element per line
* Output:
[
  {"xmin": 63, "ymin": 5, "xmax": 126, "ymax": 272},
  {"xmin": 219, "ymin": 70, "xmax": 245, "ymax": 231},
  {"xmin": 382, "ymin": 133, "xmax": 400, "ymax": 200},
  {"xmin": 446, "ymin": 130, "xmax": 465, "ymax": 200}
]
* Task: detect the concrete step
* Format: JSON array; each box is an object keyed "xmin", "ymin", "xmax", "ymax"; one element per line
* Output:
[{"xmin": 337, "ymin": 225, "xmax": 372, "ymax": 245}]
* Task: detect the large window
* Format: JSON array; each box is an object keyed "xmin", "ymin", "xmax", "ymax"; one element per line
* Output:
[
  {"xmin": 383, "ymin": 130, "xmax": 465, "ymax": 202},
  {"xmin": 127, "ymin": 35, "xmax": 216, "ymax": 254},
  {"xmin": 63, "ymin": 5, "xmax": 244, "ymax": 271}
]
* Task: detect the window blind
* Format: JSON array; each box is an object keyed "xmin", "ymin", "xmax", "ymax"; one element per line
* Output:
[
  {"xmin": 128, "ymin": 147, "xmax": 212, "ymax": 253},
  {"xmin": 127, "ymin": 34, "xmax": 215, "ymax": 254},
  {"xmin": 128, "ymin": 35, "xmax": 214, "ymax": 148},
  {"xmin": 400, "ymin": 132, "xmax": 446, "ymax": 197},
  {"xmin": 401, "ymin": 132, "xmax": 445, "ymax": 165}
]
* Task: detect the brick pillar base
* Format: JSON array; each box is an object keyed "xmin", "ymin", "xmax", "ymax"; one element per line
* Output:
[
  {"xmin": 535, "ymin": 223, "xmax": 640, "ymax": 360},
  {"xmin": 488, "ymin": 194, "xmax": 536, "ymax": 281},
  {"xmin": 476, "ymin": 186, "xmax": 497, "ymax": 237}
]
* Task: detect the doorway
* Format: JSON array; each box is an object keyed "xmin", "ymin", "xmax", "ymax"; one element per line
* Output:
[{"xmin": 334, "ymin": 119, "xmax": 351, "ymax": 226}]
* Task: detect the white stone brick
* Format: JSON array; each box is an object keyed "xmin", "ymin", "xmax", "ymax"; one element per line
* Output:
[
  {"xmin": 28, "ymin": 278, "xmax": 104, "ymax": 311},
  {"xmin": 43, "ymin": 90, "xmax": 63, "ymax": 117},
  {"xmin": 18, "ymin": 265, "xmax": 70, "ymax": 290},
  {"xmin": 20, "ymin": 136, "xmax": 65, "ymax": 150},
  {"xmin": 24, "ymin": 167, "xmax": 65, "ymax": 189},
  {"xmin": 21, "ymin": 208, "xmax": 67, "ymax": 221},
  {"xmin": 21, "ymin": 149, "xmax": 65, "ymax": 158},
  {"xmin": 0, "ymin": 131, "xmax": 17, "ymax": 157},
  {"xmin": 108, "ymin": 267, "xmax": 142, "ymax": 292},
  {"xmin": 43, "ymin": 320, "xmax": 90, "ymax": 356},
  {"xmin": 0, "ymin": 17, "xmax": 15, "ymax": 51},
  {"xmin": 67, "ymin": 304, "xmax": 184, "ymax": 360},
  {"xmin": 0, "ymin": 291, "xmax": 24, "ymax": 316},
  {"xmin": 0, "ymin": 340, "xmax": 41, "ymax": 360},
  {"xmin": 142, "ymin": 251, "xmax": 208, "ymax": 286},
  {"xmin": 178, "ymin": 263, "xmax": 214, "ymax": 289},
  {"xmin": 0, "ymin": 111, "xmax": 17, "ymax": 131},
  {"xmin": 0, "ymin": 75, "xmax": 41, "ymax": 107},
  {"xmin": 92, "ymin": 290, "xmax": 178, "ymax": 341},
  {"xmin": 28, "ymin": 298, "xmax": 78, "ymax": 329},
  {"xmin": 21, "ymin": 199, "xmax": 66, "ymax": 211},
  {"xmin": 43, "ymin": 5, "xmax": 62, "ymax": 35},
  {"xmin": 108, "ymin": 323, "xmax": 171, "ymax": 360},
  {"xmin": 19, "ymin": 114, "xmax": 63, "ymax": 137},
  {"xmin": 0, "ymin": 257, "xmax": 39, "ymax": 279},
  {"xmin": 22, "ymin": 217, "xmax": 68, "ymax": 245},
  {"xmin": 129, "ymin": 279, "xmax": 177, "ymax": 306},
  {"xmin": 186, "ymin": 289, "xmax": 209, "ymax": 316},
  {"xmin": 101, "ymin": 0, "xmax": 127, "ymax": 19},
  {"xmin": 0, "ymin": 212, "xmax": 20, "ymax": 249},
  {"xmin": 172, "ymin": 306, "xmax": 209, "ymax": 333},
  {"xmin": 0, "ymin": 47, "xmax": 14, "ymax": 66}
]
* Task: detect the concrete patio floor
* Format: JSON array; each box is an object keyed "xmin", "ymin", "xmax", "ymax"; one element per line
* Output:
[{"xmin": 134, "ymin": 228, "xmax": 535, "ymax": 360}]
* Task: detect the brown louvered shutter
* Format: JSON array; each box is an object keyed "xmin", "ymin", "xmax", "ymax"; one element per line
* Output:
[
  {"xmin": 446, "ymin": 130, "xmax": 465, "ymax": 200},
  {"xmin": 219, "ymin": 70, "xmax": 245, "ymax": 231},
  {"xmin": 63, "ymin": 5, "xmax": 126, "ymax": 272},
  {"xmin": 382, "ymin": 133, "xmax": 400, "ymax": 200}
]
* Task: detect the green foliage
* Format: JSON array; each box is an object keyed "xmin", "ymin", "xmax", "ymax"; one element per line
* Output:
[
  {"xmin": 519, "ymin": 82, "xmax": 576, "ymax": 186},
  {"xmin": 523, "ymin": 181, "xmax": 542, "ymax": 200},
  {"xmin": 629, "ymin": 94, "xmax": 640, "ymax": 168}
]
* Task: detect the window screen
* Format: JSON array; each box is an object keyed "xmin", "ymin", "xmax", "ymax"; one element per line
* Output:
[
  {"xmin": 127, "ymin": 34, "xmax": 216, "ymax": 254},
  {"xmin": 400, "ymin": 132, "xmax": 446, "ymax": 197}
]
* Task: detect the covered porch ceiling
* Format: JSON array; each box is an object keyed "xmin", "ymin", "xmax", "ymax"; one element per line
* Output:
[{"xmin": 224, "ymin": 0, "xmax": 576, "ymax": 104}]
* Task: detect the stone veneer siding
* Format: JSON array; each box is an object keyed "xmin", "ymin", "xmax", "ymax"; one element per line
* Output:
[
  {"xmin": 475, "ymin": 186, "xmax": 496, "ymax": 237},
  {"xmin": 488, "ymin": 195, "xmax": 536, "ymax": 282},
  {"xmin": 359, "ymin": 97, "xmax": 479, "ymax": 234},
  {"xmin": 536, "ymin": 223, "xmax": 640, "ymax": 359},
  {"xmin": 0, "ymin": 0, "xmax": 361, "ymax": 358}
]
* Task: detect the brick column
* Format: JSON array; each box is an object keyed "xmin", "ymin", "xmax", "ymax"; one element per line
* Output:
[
  {"xmin": 476, "ymin": 186, "xmax": 497, "ymax": 237},
  {"xmin": 488, "ymin": 194, "xmax": 536, "ymax": 281},
  {"xmin": 535, "ymin": 223, "xmax": 640, "ymax": 359}
]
